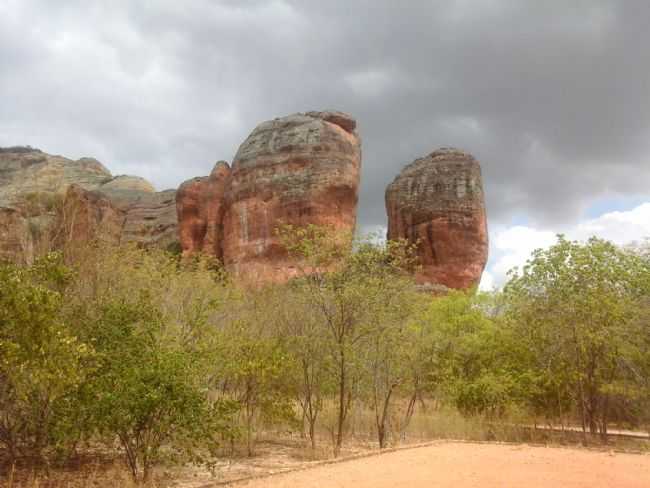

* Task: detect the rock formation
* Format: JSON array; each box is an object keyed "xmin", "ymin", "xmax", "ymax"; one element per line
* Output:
[
  {"xmin": 119, "ymin": 190, "xmax": 178, "ymax": 249},
  {"xmin": 385, "ymin": 148, "xmax": 488, "ymax": 290},
  {"xmin": 3, "ymin": 123, "xmax": 492, "ymax": 290},
  {"xmin": 56, "ymin": 185, "xmax": 124, "ymax": 247},
  {"xmin": 0, "ymin": 207, "xmax": 33, "ymax": 264},
  {"xmin": 221, "ymin": 111, "xmax": 361, "ymax": 283},
  {"xmin": 0, "ymin": 147, "xmax": 112, "ymax": 205},
  {"xmin": 176, "ymin": 161, "xmax": 231, "ymax": 258},
  {"xmin": 0, "ymin": 146, "xmax": 179, "ymax": 259}
]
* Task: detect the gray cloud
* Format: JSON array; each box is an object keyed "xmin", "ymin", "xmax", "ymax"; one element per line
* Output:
[{"xmin": 2, "ymin": 0, "xmax": 650, "ymax": 233}]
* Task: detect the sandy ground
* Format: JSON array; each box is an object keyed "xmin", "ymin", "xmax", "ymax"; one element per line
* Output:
[{"xmin": 236, "ymin": 442, "xmax": 650, "ymax": 488}]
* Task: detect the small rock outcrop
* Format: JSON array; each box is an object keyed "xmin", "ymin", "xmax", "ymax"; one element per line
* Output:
[
  {"xmin": 385, "ymin": 148, "xmax": 488, "ymax": 290},
  {"xmin": 176, "ymin": 161, "xmax": 231, "ymax": 258},
  {"xmin": 222, "ymin": 111, "xmax": 361, "ymax": 283}
]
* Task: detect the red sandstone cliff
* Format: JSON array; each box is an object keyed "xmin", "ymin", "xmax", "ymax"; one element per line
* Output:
[{"xmin": 176, "ymin": 161, "xmax": 231, "ymax": 258}]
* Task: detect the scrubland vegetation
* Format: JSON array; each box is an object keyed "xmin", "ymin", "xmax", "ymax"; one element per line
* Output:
[{"xmin": 1, "ymin": 228, "xmax": 650, "ymax": 485}]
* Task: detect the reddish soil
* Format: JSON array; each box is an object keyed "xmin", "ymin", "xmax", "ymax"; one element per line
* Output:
[{"xmin": 237, "ymin": 442, "xmax": 650, "ymax": 488}]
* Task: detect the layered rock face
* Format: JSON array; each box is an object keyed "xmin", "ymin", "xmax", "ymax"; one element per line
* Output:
[
  {"xmin": 119, "ymin": 190, "xmax": 178, "ymax": 249},
  {"xmin": 176, "ymin": 161, "xmax": 231, "ymax": 258},
  {"xmin": 222, "ymin": 111, "xmax": 361, "ymax": 283},
  {"xmin": 385, "ymin": 148, "xmax": 488, "ymax": 290},
  {"xmin": 0, "ymin": 146, "xmax": 179, "ymax": 258}
]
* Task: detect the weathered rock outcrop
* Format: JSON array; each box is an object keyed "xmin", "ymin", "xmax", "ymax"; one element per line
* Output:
[
  {"xmin": 120, "ymin": 190, "xmax": 178, "ymax": 249},
  {"xmin": 222, "ymin": 111, "xmax": 361, "ymax": 283},
  {"xmin": 0, "ymin": 207, "xmax": 33, "ymax": 264},
  {"xmin": 0, "ymin": 147, "xmax": 112, "ymax": 207},
  {"xmin": 0, "ymin": 146, "xmax": 179, "ymax": 258},
  {"xmin": 56, "ymin": 185, "xmax": 124, "ymax": 247},
  {"xmin": 100, "ymin": 175, "xmax": 156, "ymax": 196},
  {"xmin": 55, "ymin": 184, "xmax": 178, "ymax": 251},
  {"xmin": 385, "ymin": 148, "xmax": 488, "ymax": 290},
  {"xmin": 176, "ymin": 161, "xmax": 231, "ymax": 258}
]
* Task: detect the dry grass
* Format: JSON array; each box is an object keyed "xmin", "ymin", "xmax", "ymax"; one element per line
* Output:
[
  {"xmin": 1, "ymin": 463, "xmax": 150, "ymax": 488},
  {"xmin": 3, "ymin": 400, "xmax": 648, "ymax": 487}
]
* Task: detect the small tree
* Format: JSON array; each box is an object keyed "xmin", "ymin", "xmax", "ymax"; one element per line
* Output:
[
  {"xmin": 67, "ymin": 245, "xmax": 235, "ymax": 482},
  {"xmin": 271, "ymin": 286, "xmax": 333, "ymax": 451},
  {"xmin": 217, "ymin": 311, "xmax": 296, "ymax": 457},
  {"xmin": 86, "ymin": 296, "xmax": 232, "ymax": 482},
  {"xmin": 356, "ymin": 241, "xmax": 423, "ymax": 448}
]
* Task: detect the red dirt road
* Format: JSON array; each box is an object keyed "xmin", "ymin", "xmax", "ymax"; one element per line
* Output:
[{"xmin": 239, "ymin": 442, "xmax": 649, "ymax": 488}]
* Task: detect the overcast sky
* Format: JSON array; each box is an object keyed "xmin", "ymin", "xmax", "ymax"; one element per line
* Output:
[{"xmin": 2, "ymin": 0, "xmax": 650, "ymax": 286}]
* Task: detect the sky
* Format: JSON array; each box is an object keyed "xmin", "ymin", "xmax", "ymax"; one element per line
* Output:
[{"xmin": 1, "ymin": 0, "xmax": 650, "ymax": 288}]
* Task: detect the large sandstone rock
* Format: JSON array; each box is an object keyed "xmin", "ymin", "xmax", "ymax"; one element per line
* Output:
[
  {"xmin": 222, "ymin": 111, "xmax": 361, "ymax": 284},
  {"xmin": 176, "ymin": 161, "xmax": 231, "ymax": 258},
  {"xmin": 385, "ymin": 148, "xmax": 488, "ymax": 290}
]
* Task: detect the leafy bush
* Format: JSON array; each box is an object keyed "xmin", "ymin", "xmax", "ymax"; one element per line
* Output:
[{"xmin": 0, "ymin": 253, "xmax": 91, "ymax": 462}]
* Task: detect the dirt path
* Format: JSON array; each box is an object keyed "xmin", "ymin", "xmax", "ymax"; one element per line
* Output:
[{"xmin": 236, "ymin": 442, "xmax": 650, "ymax": 488}]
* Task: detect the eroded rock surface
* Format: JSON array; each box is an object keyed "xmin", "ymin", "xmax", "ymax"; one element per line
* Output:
[
  {"xmin": 0, "ymin": 147, "xmax": 112, "ymax": 208},
  {"xmin": 176, "ymin": 161, "xmax": 231, "ymax": 258},
  {"xmin": 0, "ymin": 146, "xmax": 179, "ymax": 257},
  {"xmin": 56, "ymin": 185, "xmax": 124, "ymax": 247},
  {"xmin": 0, "ymin": 207, "xmax": 33, "ymax": 264},
  {"xmin": 222, "ymin": 111, "xmax": 361, "ymax": 284},
  {"xmin": 385, "ymin": 148, "xmax": 488, "ymax": 290},
  {"xmin": 121, "ymin": 189, "xmax": 178, "ymax": 250}
]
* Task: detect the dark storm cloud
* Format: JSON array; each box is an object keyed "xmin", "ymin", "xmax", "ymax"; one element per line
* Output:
[{"xmin": 1, "ymin": 0, "xmax": 650, "ymax": 230}]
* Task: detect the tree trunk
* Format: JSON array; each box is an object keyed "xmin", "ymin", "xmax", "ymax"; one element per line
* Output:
[
  {"xmin": 600, "ymin": 394, "xmax": 609, "ymax": 442},
  {"xmin": 300, "ymin": 406, "xmax": 307, "ymax": 439},
  {"xmin": 377, "ymin": 386, "xmax": 395, "ymax": 449},
  {"xmin": 309, "ymin": 420, "xmax": 317, "ymax": 451},
  {"xmin": 334, "ymin": 351, "xmax": 346, "ymax": 457},
  {"xmin": 401, "ymin": 385, "xmax": 419, "ymax": 440}
]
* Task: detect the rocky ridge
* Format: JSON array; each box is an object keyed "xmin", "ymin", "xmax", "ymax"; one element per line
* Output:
[{"xmin": 0, "ymin": 146, "xmax": 179, "ymax": 257}]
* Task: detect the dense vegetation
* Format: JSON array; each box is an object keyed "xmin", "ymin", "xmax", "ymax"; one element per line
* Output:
[{"xmin": 1, "ymin": 229, "xmax": 649, "ymax": 482}]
